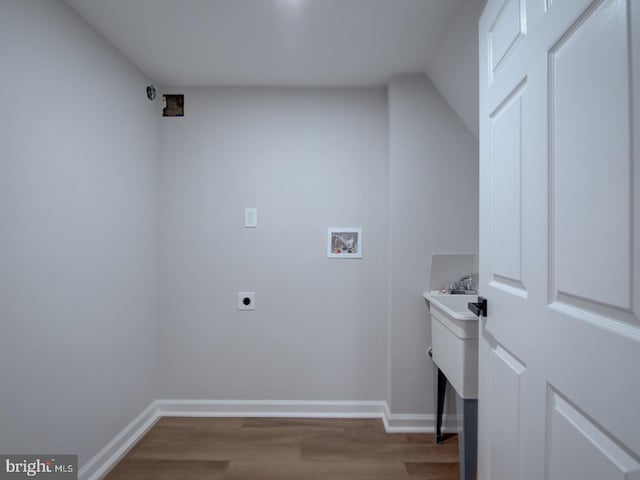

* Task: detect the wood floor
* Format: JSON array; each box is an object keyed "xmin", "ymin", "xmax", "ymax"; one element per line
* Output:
[{"xmin": 104, "ymin": 417, "xmax": 459, "ymax": 480}]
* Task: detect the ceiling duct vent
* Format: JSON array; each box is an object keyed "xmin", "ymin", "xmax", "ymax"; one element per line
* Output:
[{"xmin": 163, "ymin": 94, "xmax": 184, "ymax": 117}]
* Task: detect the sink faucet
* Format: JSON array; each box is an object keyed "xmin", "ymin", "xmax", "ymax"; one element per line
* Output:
[
  {"xmin": 460, "ymin": 275, "xmax": 474, "ymax": 291},
  {"xmin": 448, "ymin": 275, "xmax": 475, "ymax": 293}
]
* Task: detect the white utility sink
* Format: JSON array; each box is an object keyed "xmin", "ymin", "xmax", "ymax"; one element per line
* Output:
[{"xmin": 424, "ymin": 291, "xmax": 479, "ymax": 399}]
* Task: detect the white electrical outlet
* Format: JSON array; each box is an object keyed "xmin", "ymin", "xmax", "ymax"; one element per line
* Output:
[
  {"xmin": 237, "ymin": 292, "xmax": 255, "ymax": 310},
  {"xmin": 244, "ymin": 208, "xmax": 257, "ymax": 228}
]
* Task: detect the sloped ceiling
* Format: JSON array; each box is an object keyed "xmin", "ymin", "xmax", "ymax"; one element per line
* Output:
[{"xmin": 426, "ymin": 0, "xmax": 486, "ymax": 138}]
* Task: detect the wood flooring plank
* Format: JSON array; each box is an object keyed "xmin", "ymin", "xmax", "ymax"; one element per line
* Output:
[
  {"xmin": 343, "ymin": 429, "xmax": 439, "ymax": 444},
  {"xmin": 103, "ymin": 459, "xmax": 228, "ymax": 480},
  {"xmin": 404, "ymin": 461, "xmax": 460, "ymax": 480},
  {"xmin": 129, "ymin": 440, "xmax": 302, "ymax": 463},
  {"xmin": 223, "ymin": 461, "xmax": 410, "ymax": 480},
  {"xmin": 156, "ymin": 417, "xmax": 245, "ymax": 429},
  {"xmin": 238, "ymin": 417, "xmax": 351, "ymax": 444},
  {"xmin": 300, "ymin": 439, "xmax": 459, "ymax": 463},
  {"xmin": 242, "ymin": 417, "xmax": 383, "ymax": 430}
]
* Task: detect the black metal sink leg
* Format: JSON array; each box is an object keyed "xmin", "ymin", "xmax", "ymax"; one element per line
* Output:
[{"xmin": 436, "ymin": 367, "xmax": 447, "ymax": 444}]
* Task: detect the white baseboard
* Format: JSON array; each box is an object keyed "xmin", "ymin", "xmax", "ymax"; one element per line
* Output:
[
  {"xmin": 154, "ymin": 399, "xmax": 386, "ymax": 418},
  {"xmin": 80, "ymin": 399, "xmax": 455, "ymax": 479},
  {"xmin": 78, "ymin": 402, "xmax": 158, "ymax": 480},
  {"xmin": 382, "ymin": 402, "xmax": 458, "ymax": 433}
]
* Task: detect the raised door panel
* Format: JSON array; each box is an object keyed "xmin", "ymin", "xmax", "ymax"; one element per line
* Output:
[
  {"xmin": 489, "ymin": 0, "xmax": 526, "ymax": 82},
  {"xmin": 489, "ymin": 81, "xmax": 527, "ymax": 296},
  {"xmin": 545, "ymin": 389, "xmax": 640, "ymax": 480},
  {"xmin": 549, "ymin": 0, "xmax": 637, "ymax": 325},
  {"xmin": 487, "ymin": 344, "xmax": 526, "ymax": 480}
]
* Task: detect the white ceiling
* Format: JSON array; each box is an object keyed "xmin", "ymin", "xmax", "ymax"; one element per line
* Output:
[{"xmin": 64, "ymin": 0, "xmax": 465, "ymax": 87}]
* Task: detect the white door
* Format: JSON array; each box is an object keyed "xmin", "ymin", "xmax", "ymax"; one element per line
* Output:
[{"xmin": 478, "ymin": 0, "xmax": 640, "ymax": 479}]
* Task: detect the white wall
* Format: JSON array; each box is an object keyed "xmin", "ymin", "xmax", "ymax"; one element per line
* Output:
[
  {"xmin": 388, "ymin": 74, "xmax": 478, "ymax": 414},
  {"xmin": 158, "ymin": 87, "xmax": 389, "ymax": 401},
  {"xmin": 0, "ymin": 0, "xmax": 159, "ymax": 466},
  {"xmin": 426, "ymin": 0, "xmax": 487, "ymax": 139}
]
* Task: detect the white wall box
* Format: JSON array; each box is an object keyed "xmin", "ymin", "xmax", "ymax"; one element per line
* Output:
[{"xmin": 327, "ymin": 228, "xmax": 362, "ymax": 258}]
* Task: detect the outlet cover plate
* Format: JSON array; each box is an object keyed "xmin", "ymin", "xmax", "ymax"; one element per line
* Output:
[{"xmin": 237, "ymin": 292, "xmax": 255, "ymax": 310}]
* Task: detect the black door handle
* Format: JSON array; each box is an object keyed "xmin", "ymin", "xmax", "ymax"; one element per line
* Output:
[{"xmin": 468, "ymin": 297, "xmax": 487, "ymax": 317}]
